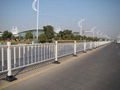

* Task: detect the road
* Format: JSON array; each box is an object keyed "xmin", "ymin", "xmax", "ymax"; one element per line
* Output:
[{"xmin": 2, "ymin": 43, "xmax": 120, "ymax": 90}]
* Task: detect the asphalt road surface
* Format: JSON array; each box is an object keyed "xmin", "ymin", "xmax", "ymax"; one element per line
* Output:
[{"xmin": 3, "ymin": 43, "xmax": 120, "ymax": 90}]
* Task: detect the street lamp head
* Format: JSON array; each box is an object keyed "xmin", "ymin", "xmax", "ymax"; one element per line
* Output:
[
  {"xmin": 32, "ymin": 0, "xmax": 39, "ymax": 12},
  {"xmin": 78, "ymin": 18, "xmax": 85, "ymax": 36},
  {"xmin": 78, "ymin": 18, "xmax": 85, "ymax": 27}
]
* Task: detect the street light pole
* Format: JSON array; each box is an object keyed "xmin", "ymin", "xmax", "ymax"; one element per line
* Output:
[
  {"xmin": 91, "ymin": 27, "xmax": 96, "ymax": 38},
  {"xmin": 78, "ymin": 18, "xmax": 85, "ymax": 36},
  {"xmin": 32, "ymin": 0, "xmax": 39, "ymax": 41}
]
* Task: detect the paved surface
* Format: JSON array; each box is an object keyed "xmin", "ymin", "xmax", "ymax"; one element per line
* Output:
[{"xmin": 2, "ymin": 43, "xmax": 120, "ymax": 90}]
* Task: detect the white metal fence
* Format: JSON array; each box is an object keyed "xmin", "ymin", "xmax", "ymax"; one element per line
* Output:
[{"xmin": 0, "ymin": 41, "xmax": 110, "ymax": 76}]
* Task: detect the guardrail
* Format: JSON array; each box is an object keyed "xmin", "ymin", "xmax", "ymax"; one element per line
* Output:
[{"xmin": 0, "ymin": 41, "xmax": 110, "ymax": 81}]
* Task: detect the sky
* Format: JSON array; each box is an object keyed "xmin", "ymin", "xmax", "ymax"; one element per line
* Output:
[{"xmin": 0, "ymin": 0, "xmax": 120, "ymax": 38}]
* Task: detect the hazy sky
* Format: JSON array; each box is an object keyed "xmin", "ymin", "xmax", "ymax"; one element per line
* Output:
[{"xmin": 0, "ymin": 0, "xmax": 120, "ymax": 38}]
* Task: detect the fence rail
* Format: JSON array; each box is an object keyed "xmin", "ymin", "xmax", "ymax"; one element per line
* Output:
[{"xmin": 0, "ymin": 41, "xmax": 111, "ymax": 77}]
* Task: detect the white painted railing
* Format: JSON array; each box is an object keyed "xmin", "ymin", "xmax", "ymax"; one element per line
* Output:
[{"xmin": 0, "ymin": 41, "xmax": 110, "ymax": 76}]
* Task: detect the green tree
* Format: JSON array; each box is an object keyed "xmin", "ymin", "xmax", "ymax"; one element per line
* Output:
[
  {"xmin": 25, "ymin": 32, "xmax": 33, "ymax": 40},
  {"xmin": 2, "ymin": 31, "xmax": 13, "ymax": 40},
  {"xmin": 93, "ymin": 37, "xmax": 100, "ymax": 41},
  {"xmin": 43, "ymin": 25, "xmax": 55, "ymax": 42},
  {"xmin": 59, "ymin": 30, "xmax": 74, "ymax": 40},
  {"xmin": 0, "ymin": 37, "xmax": 2, "ymax": 40},
  {"xmin": 74, "ymin": 35, "xmax": 81, "ymax": 40},
  {"xmin": 81, "ymin": 35, "xmax": 87, "ymax": 40},
  {"xmin": 38, "ymin": 34, "xmax": 47, "ymax": 43},
  {"xmin": 54, "ymin": 34, "xmax": 60, "ymax": 40}
]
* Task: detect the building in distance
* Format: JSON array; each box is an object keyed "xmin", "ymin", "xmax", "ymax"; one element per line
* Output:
[
  {"xmin": 73, "ymin": 32, "xmax": 80, "ymax": 35},
  {"xmin": 18, "ymin": 29, "xmax": 44, "ymax": 38}
]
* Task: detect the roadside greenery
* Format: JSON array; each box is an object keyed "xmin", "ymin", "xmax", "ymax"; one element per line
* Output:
[
  {"xmin": 0, "ymin": 25, "xmax": 105, "ymax": 43},
  {"xmin": 0, "ymin": 37, "xmax": 2, "ymax": 40},
  {"xmin": 25, "ymin": 32, "xmax": 33, "ymax": 40},
  {"xmin": 38, "ymin": 34, "xmax": 47, "ymax": 43},
  {"xmin": 43, "ymin": 25, "xmax": 54, "ymax": 42},
  {"xmin": 2, "ymin": 31, "xmax": 13, "ymax": 40}
]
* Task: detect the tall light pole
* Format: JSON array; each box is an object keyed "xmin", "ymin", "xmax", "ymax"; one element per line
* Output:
[
  {"xmin": 97, "ymin": 31, "xmax": 101, "ymax": 38},
  {"xmin": 78, "ymin": 18, "xmax": 85, "ymax": 36},
  {"xmin": 91, "ymin": 27, "xmax": 96, "ymax": 38},
  {"xmin": 32, "ymin": 0, "xmax": 39, "ymax": 41}
]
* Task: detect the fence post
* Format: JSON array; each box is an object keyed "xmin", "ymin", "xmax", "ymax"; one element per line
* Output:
[
  {"xmin": 32, "ymin": 41, "xmax": 34, "ymax": 44},
  {"xmin": 83, "ymin": 41, "xmax": 87, "ymax": 53},
  {"xmin": 6, "ymin": 42, "xmax": 17, "ymax": 82},
  {"xmin": 94, "ymin": 41, "xmax": 96, "ymax": 49},
  {"xmin": 53, "ymin": 41, "xmax": 60, "ymax": 64},
  {"xmin": 95, "ymin": 41, "xmax": 97, "ymax": 48},
  {"xmin": 73, "ymin": 41, "xmax": 77, "ymax": 56},
  {"xmin": 90, "ymin": 41, "xmax": 93, "ymax": 50},
  {"xmin": 98, "ymin": 41, "xmax": 100, "ymax": 47},
  {"xmin": 96, "ymin": 41, "xmax": 98, "ymax": 47}
]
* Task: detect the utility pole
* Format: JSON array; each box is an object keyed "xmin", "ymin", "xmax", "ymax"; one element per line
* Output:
[
  {"xmin": 91, "ymin": 27, "xmax": 96, "ymax": 38},
  {"xmin": 78, "ymin": 18, "xmax": 85, "ymax": 36},
  {"xmin": 32, "ymin": 0, "xmax": 39, "ymax": 41}
]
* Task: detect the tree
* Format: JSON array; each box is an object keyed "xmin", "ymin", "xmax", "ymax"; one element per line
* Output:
[
  {"xmin": 43, "ymin": 25, "xmax": 55, "ymax": 42},
  {"xmin": 58, "ymin": 30, "xmax": 74, "ymax": 40},
  {"xmin": 54, "ymin": 33, "xmax": 61, "ymax": 40},
  {"xmin": 86, "ymin": 37, "xmax": 93, "ymax": 41},
  {"xmin": 0, "ymin": 37, "xmax": 2, "ymax": 40},
  {"xmin": 93, "ymin": 37, "xmax": 100, "ymax": 41},
  {"xmin": 81, "ymin": 35, "xmax": 87, "ymax": 40},
  {"xmin": 74, "ymin": 35, "xmax": 81, "ymax": 40},
  {"xmin": 38, "ymin": 34, "xmax": 47, "ymax": 43},
  {"xmin": 59, "ymin": 31, "xmax": 64, "ymax": 39},
  {"xmin": 2, "ymin": 31, "xmax": 13, "ymax": 40},
  {"xmin": 25, "ymin": 32, "xmax": 33, "ymax": 40}
]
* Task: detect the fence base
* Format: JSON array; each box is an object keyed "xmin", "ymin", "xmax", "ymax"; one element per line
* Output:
[
  {"xmin": 53, "ymin": 61, "xmax": 60, "ymax": 64},
  {"xmin": 94, "ymin": 47, "xmax": 97, "ymax": 49},
  {"xmin": 83, "ymin": 51, "xmax": 87, "ymax": 53},
  {"xmin": 6, "ymin": 75, "xmax": 17, "ymax": 82},
  {"xmin": 73, "ymin": 54, "xmax": 77, "ymax": 57},
  {"xmin": 89, "ymin": 48, "xmax": 93, "ymax": 50}
]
